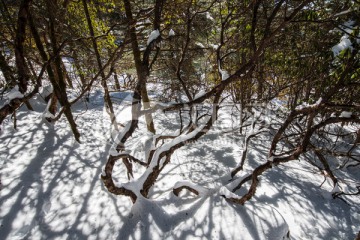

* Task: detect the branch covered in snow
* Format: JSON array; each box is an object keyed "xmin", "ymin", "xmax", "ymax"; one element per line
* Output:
[{"xmin": 147, "ymin": 29, "xmax": 160, "ymax": 46}]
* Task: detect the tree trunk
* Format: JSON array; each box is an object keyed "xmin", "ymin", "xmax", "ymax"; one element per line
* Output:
[
  {"xmin": 14, "ymin": 0, "xmax": 32, "ymax": 94},
  {"xmin": 47, "ymin": 1, "xmax": 80, "ymax": 141},
  {"xmin": 61, "ymin": 60, "xmax": 73, "ymax": 88},
  {"xmin": 82, "ymin": 0, "xmax": 119, "ymax": 131},
  {"xmin": 123, "ymin": 0, "xmax": 156, "ymax": 134},
  {"xmin": 70, "ymin": 44, "xmax": 89, "ymax": 101},
  {"xmin": 111, "ymin": 67, "xmax": 121, "ymax": 91},
  {"xmin": 0, "ymin": 0, "xmax": 32, "ymax": 128},
  {"xmin": 48, "ymin": 93, "xmax": 58, "ymax": 116},
  {"xmin": 141, "ymin": 85, "xmax": 156, "ymax": 133}
]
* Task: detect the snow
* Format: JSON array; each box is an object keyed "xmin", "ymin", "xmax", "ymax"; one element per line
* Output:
[
  {"xmin": 0, "ymin": 88, "xmax": 359, "ymax": 239},
  {"xmin": 39, "ymin": 85, "xmax": 53, "ymax": 99},
  {"xmin": 6, "ymin": 86, "xmax": 24, "ymax": 100},
  {"xmin": 147, "ymin": 30, "xmax": 160, "ymax": 46},
  {"xmin": 340, "ymin": 111, "xmax": 352, "ymax": 118},
  {"xmin": 1, "ymin": 86, "xmax": 24, "ymax": 109},
  {"xmin": 195, "ymin": 42, "xmax": 205, "ymax": 48},
  {"xmin": 295, "ymin": 97, "xmax": 322, "ymax": 110},
  {"xmin": 219, "ymin": 67, "xmax": 230, "ymax": 81},
  {"xmin": 120, "ymin": 194, "xmax": 289, "ymax": 240},
  {"xmin": 194, "ymin": 90, "xmax": 205, "ymax": 99},
  {"xmin": 143, "ymin": 120, "xmax": 210, "ymax": 174},
  {"xmin": 42, "ymin": 110, "xmax": 55, "ymax": 120},
  {"xmin": 332, "ymin": 36, "xmax": 352, "ymax": 56},
  {"xmin": 218, "ymin": 186, "xmax": 239, "ymax": 199},
  {"xmin": 109, "ymin": 121, "xmax": 132, "ymax": 156},
  {"xmin": 205, "ymin": 12, "xmax": 214, "ymax": 22},
  {"xmin": 174, "ymin": 181, "xmax": 209, "ymax": 196},
  {"xmin": 333, "ymin": 9, "xmax": 353, "ymax": 17},
  {"xmin": 220, "ymin": 70, "xmax": 229, "ymax": 80},
  {"xmin": 209, "ymin": 44, "xmax": 219, "ymax": 50},
  {"xmin": 169, "ymin": 29, "xmax": 175, "ymax": 37},
  {"xmin": 332, "ymin": 20, "xmax": 357, "ymax": 56},
  {"xmin": 270, "ymin": 98, "xmax": 287, "ymax": 110},
  {"xmin": 129, "ymin": 130, "xmax": 154, "ymax": 160},
  {"xmin": 331, "ymin": 183, "xmax": 341, "ymax": 194}
]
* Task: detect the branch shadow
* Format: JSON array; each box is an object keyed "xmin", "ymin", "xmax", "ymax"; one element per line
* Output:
[
  {"xmin": 116, "ymin": 193, "xmax": 288, "ymax": 240},
  {"xmin": 0, "ymin": 110, "xmax": 131, "ymax": 239}
]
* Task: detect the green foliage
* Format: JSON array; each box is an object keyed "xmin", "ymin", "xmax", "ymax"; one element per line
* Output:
[
  {"xmin": 1, "ymin": 0, "xmax": 359, "ymax": 108},
  {"xmin": 67, "ymin": 0, "xmax": 117, "ymax": 50}
]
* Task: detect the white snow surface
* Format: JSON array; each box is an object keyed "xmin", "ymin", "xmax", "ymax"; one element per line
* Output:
[
  {"xmin": 194, "ymin": 90, "xmax": 206, "ymax": 99},
  {"xmin": 39, "ymin": 85, "xmax": 53, "ymax": 99},
  {"xmin": 332, "ymin": 35, "xmax": 352, "ymax": 56},
  {"xmin": 332, "ymin": 20, "xmax": 357, "ymax": 56},
  {"xmin": 5, "ymin": 86, "xmax": 24, "ymax": 100},
  {"xmin": 340, "ymin": 111, "xmax": 352, "ymax": 118},
  {"xmin": 218, "ymin": 63, "xmax": 230, "ymax": 81},
  {"xmin": 147, "ymin": 30, "xmax": 160, "ymax": 46},
  {"xmin": 220, "ymin": 69, "xmax": 230, "ymax": 81},
  {"xmin": 0, "ymin": 89, "xmax": 359, "ymax": 239},
  {"xmin": 42, "ymin": 101, "xmax": 56, "ymax": 120},
  {"xmin": 195, "ymin": 42, "xmax": 205, "ymax": 48},
  {"xmin": 295, "ymin": 97, "xmax": 322, "ymax": 110},
  {"xmin": 0, "ymin": 86, "xmax": 25, "ymax": 109},
  {"xmin": 205, "ymin": 12, "xmax": 214, "ymax": 21},
  {"xmin": 169, "ymin": 29, "xmax": 175, "ymax": 37},
  {"xmin": 209, "ymin": 44, "xmax": 219, "ymax": 50}
]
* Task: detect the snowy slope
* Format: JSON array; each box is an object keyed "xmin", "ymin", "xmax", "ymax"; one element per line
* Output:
[{"xmin": 0, "ymin": 90, "xmax": 359, "ymax": 239}]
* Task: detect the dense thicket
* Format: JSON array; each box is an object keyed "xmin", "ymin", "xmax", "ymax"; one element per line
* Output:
[{"xmin": 1, "ymin": 0, "xmax": 359, "ymax": 205}]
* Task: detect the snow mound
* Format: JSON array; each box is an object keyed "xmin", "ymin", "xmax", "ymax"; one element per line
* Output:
[{"xmin": 1, "ymin": 86, "xmax": 24, "ymax": 109}]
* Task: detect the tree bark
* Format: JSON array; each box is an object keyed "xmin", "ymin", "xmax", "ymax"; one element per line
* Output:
[
  {"xmin": 122, "ymin": 0, "xmax": 157, "ymax": 134},
  {"xmin": 0, "ymin": 0, "xmax": 31, "ymax": 127},
  {"xmin": 82, "ymin": 0, "xmax": 119, "ymax": 131},
  {"xmin": 47, "ymin": 1, "xmax": 80, "ymax": 141},
  {"xmin": 112, "ymin": 68, "xmax": 121, "ymax": 91},
  {"xmin": 14, "ymin": 0, "xmax": 32, "ymax": 94}
]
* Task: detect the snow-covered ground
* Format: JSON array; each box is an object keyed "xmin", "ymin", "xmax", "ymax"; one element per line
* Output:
[{"xmin": 1, "ymin": 90, "xmax": 359, "ymax": 239}]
